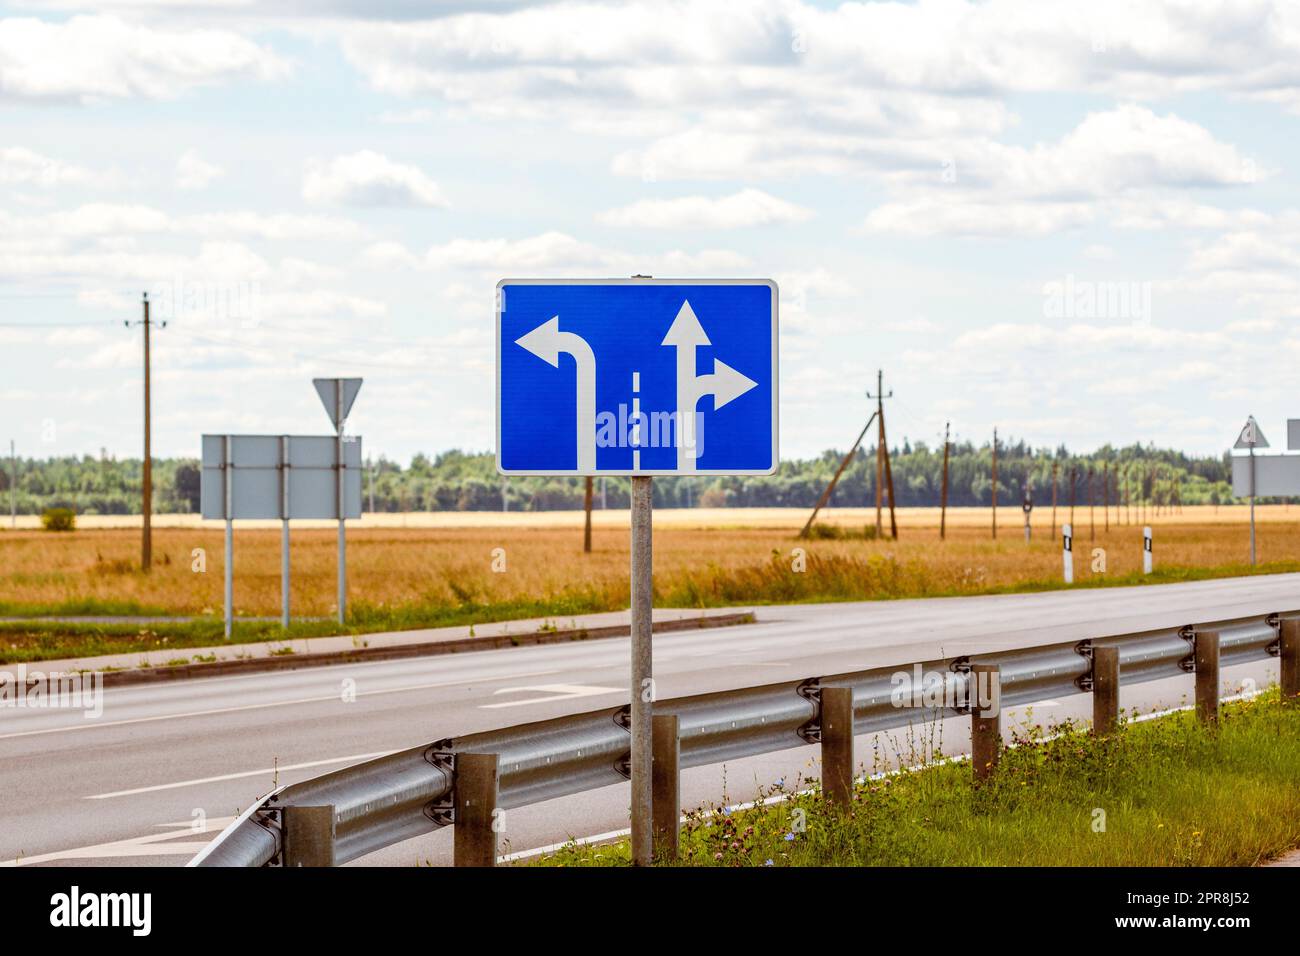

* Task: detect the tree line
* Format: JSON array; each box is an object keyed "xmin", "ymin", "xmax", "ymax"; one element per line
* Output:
[{"xmin": 0, "ymin": 439, "xmax": 1248, "ymax": 515}]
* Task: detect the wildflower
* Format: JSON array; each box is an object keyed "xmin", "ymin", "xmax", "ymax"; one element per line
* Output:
[
  {"xmin": 784, "ymin": 832, "xmax": 795, "ymax": 842},
  {"xmin": 764, "ymin": 859, "xmax": 774, "ymax": 867}
]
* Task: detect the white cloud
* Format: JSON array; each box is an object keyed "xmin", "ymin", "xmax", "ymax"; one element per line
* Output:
[
  {"xmin": 863, "ymin": 198, "xmax": 1095, "ymax": 238},
  {"xmin": 302, "ymin": 150, "xmax": 447, "ymax": 207},
  {"xmin": 0, "ymin": 15, "xmax": 287, "ymax": 102},
  {"xmin": 0, "ymin": 147, "xmax": 105, "ymax": 187},
  {"xmin": 175, "ymin": 150, "xmax": 224, "ymax": 190},
  {"xmin": 598, "ymin": 188, "xmax": 812, "ymax": 229}
]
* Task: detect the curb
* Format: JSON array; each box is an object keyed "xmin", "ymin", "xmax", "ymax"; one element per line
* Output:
[{"xmin": 92, "ymin": 611, "xmax": 757, "ymax": 688}]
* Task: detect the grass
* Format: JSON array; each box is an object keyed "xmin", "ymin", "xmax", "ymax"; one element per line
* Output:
[
  {"xmin": 533, "ymin": 690, "xmax": 1300, "ymax": 867},
  {"xmin": 1, "ymin": 513, "xmax": 1298, "ymax": 663}
]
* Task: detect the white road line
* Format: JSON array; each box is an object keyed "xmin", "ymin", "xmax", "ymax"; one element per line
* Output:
[
  {"xmin": 0, "ymin": 668, "xmax": 561, "ymax": 741},
  {"xmin": 86, "ymin": 750, "xmax": 393, "ymax": 800},
  {"xmin": 1, "ymin": 818, "xmax": 234, "ymax": 867},
  {"xmin": 481, "ymin": 683, "xmax": 624, "ymax": 710}
]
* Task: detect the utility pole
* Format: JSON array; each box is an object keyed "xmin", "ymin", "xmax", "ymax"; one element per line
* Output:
[
  {"xmin": 866, "ymin": 370, "xmax": 897, "ymax": 539},
  {"xmin": 991, "ymin": 427, "xmax": 998, "ymax": 539},
  {"xmin": 1103, "ymin": 461, "xmax": 1110, "ymax": 533},
  {"xmin": 1088, "ymin": 466, "xmax": 1095, "ymax": 541},
  {"xmin": 800, "ymin": 410, "xmax": 876, "ymax": 539},
  {"xmin": 940, "ymin": 422, "xmax": 951, "ymax": 541},
  {"xmin": 126, "ymin": 292, "xmax": 164, "ymax": 571},
  {"xmin": 1069, "ymin": 465, "xmax": 1077, "ymax": 528},
  {"xmin": 1050, "ymin": 460, "xmax": 1058, "ymax": 541},
  {"xmin": 583, "ymin": 476, "xmax": 593, "ymax": 553}
]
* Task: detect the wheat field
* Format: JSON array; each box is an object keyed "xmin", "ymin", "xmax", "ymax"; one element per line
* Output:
[{"xmin": 0, "ymin": 505, "xmax": 1293, "ymax": 618}]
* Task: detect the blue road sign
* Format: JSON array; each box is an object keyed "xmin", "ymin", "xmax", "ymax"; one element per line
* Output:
[{"xmin": 497, "ymin": 278, "xmax": 778, "ymax": 475}]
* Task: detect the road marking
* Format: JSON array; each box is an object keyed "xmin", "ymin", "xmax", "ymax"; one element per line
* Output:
[
  {"xmin": 86, "ymin": 750, "xmax": 393, "ymax": 800},
  {"xmin": 0, "ymin": 668, "xmax": 561, "ymax": 741},
  {"xmin": 481, "ymin": 683, "xmax": 624, "ymax": 709},
  {"xmin": 1, "ymin": 817, "xmax": 233, "ymax": 867}
]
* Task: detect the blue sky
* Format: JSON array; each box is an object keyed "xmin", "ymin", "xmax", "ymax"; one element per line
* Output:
[{"xmin": 2, "ymin": 0, "xmax": 1298, "ymax": 464}]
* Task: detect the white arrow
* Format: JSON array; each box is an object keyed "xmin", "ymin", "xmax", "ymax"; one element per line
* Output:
[
  {"xmin": 480, "ymin": 683, "xmax": 624, "ymax": 710},
  {"xmin": 661, "ymin": 299, "xmax": 757, "ymax": 471},
  {"xmin": 515, "ymin": 316, "xmax": 597, "ymax": 472}
]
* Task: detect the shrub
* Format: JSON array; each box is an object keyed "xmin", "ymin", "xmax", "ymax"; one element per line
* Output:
[{"xmin": 41, "ymin": 507, "xmax": 76, "ymax": 532}]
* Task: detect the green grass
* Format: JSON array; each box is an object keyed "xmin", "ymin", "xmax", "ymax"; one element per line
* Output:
[
  {"xmin": 0, "ymin": 590, "xmax": 619, "ymax": 664},
  {"xmin": 662, "ymin": 551, "xmax": 1300, "ymax": 607},
  {"xmin": 533, "ymin": 691, "xmax": 1300, "ymax": 867}
]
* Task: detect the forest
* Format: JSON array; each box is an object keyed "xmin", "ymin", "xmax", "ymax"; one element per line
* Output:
[{"xmin": 0, "ymin": 439, "xmax": 1241, "ymax": 515}]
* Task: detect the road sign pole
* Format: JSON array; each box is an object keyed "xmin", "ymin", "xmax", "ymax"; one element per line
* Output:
[
  {"xmin": 336, "ymin": 387, "xmax": 346, "ymax": 626},
  {"xmin": 630, "ymin": 475, "xmax": 654, "ymax": 866},
  {"xmin": 1249, "ymin": 446, "xmax": 1257, "ymax": 566},
  {"xmin": 281, "ymin": 435, "xmax": 291, "ymax": 630},
  {"xmin": 223, "ymin": 435, "xmax": 233, "ymax": 640}
]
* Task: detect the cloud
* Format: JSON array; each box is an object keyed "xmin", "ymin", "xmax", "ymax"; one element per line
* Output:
[
  {"xmin": 0, "ymin": 15, "xmax": 287, "ymax": 103},
  {"xmin": 336, "ymin": 0, "xmax": 1300, "ymax": 180},
  {"xmin": 0, "ymin": 204, "xmax": 367, "ymax": 243},
  {"xmin": 863, "ymin": 198, "xmax": 1095, "ymax": 238},
  {"xmin": 0, "ymin": 147, "xmax": 106, "ymax": 187},
  {"xmin": 598, "ymin": 188, "xmax": 812, "ymax": 229},
  {"xmin": 302, "ymin": 150, "xmax": 447, "ymax": 207},
  {"xmin": 175, "ymin": 150, "xmax": 224, "ymax": 190}
]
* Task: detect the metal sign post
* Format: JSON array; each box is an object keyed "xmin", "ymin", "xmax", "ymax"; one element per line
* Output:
[
  {"xmin": 496, "ymin": 278, "xmax": 777, "ymax": 866},
  {"xmin": 1062, "ymin": 523, "xmax": 1073, "ymax": 584},
  {"xmin": 281, "ymin": 435, "xmax": 291, "ymax": 630},
  {"xmin": 1022, "ymin": 487, "xmax": 1033, "ymax": 543},
  {"xmin": 223, "ymin": 435, "xmax": 233, "ymax": 640},
  {"xmin": 629, "ymin": 475, "xmax": 653, "ymax": 864},
  {"xmin": 1143, "ymin": 525, "xmax": 1153, "ymax": 574},
  {"xmin": 1233, "ymin": 416, "xmax": 1269, "ymax": 567},
  {"xmin": 314, "ymin": 378, "xmax": 363, "ymax": 626}
]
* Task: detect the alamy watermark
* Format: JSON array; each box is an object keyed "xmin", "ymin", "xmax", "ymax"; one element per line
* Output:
[
  {"xmin": 0, "ymin": 665, "xmax": 104, "ymax": 719},
  {"xmin": 890, "ymin": 663, "xmax": 1001, "ymax": 717},
  {"xmin": 150, "ymin": 274, "xmax": 262, "ymax": 329},
  {"xmin": 1043, "ymin": 274, "xmax": 1152, "ymax": 325}
]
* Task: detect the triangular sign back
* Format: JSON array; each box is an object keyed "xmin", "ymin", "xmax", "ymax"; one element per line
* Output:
[
  {"xmin": 1234, "ymin": 415, "xmax": 1269, "ymax": 449},
  {"xmin": 313, "ymin": 378, "xmax": 363, "ymax": 429}
]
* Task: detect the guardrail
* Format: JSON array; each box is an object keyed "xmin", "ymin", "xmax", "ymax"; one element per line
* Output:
[{"xmin": 190, "ymin": 611, "xmax": 1300, "ymax": 867}]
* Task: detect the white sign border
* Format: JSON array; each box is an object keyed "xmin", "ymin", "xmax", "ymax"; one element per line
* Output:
[{"xmin": 495, "ymin": 277, "xmax": 780, "ymax": 477}]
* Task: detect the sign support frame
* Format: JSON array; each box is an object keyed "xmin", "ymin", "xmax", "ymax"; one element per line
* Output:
[
  {"xmin": 281, "ymin": 435, "xmax": 291, "ymax": 630},
  {"xmin": 223, "ymin": 434, "xmax": 233, "ymax": 640}
]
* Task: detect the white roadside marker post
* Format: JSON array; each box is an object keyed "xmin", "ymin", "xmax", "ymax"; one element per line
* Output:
[
  {"xmin": 1143, "ymin": 525, "xmax": 1153, "ymax": 575},
  {"xmin": 1062, "ymin": 522, "xmax": 1074, "ymax": 584}
]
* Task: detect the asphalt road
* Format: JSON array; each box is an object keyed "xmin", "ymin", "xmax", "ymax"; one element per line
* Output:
[{"xmin": 1, "ymin": 574, "xmax": 1293, "ymax": 867}]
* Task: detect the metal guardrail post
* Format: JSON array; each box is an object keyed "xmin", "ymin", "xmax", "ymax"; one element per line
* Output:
[
  {"xmin": 1282, "ymin": 619, "xmax": 1300, "ymax": 702},
  {"xmin": 821, "ymin": 687, "xmax": 854, "ymax": 807},
  {"xmin": 453, "ymin": 753, "xmax": 499, "ymax": 868},
  {"xmin": 652, "ymin": 713, "xmax": 680, "ymax": 862},
  {"xmin": 282, "ymin": 805, "xmax": 336, "ymax": 867},
  {"xmin": 971, "ymin": 664, "xmax": 1000, "ymax": 781},
  {"xmin": 1195, "ymin": 631, "xmax": 1221, "ymax": 725},
  {"xmin": 1092, "ymin": 646, "xmax": 1120, "ymax": 736}
]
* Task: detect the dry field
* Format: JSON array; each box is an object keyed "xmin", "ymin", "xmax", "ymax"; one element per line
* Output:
[{"xmin": 0, "ymin": 505, "xmax": 1294, "ymax": 619}]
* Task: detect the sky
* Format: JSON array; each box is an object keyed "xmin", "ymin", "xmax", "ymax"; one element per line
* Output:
[{"xmin": 1, "ymin": 0, "xmax": 1298, "ymax": 465}]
